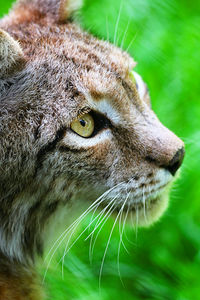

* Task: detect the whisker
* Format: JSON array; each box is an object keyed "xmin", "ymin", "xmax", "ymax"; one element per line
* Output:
[
  {"xmin": 126, "ymin": 31, "xmax": 138, "ymax": 53},
  {"xmin": 59, "ymin": 197, "xmax": 115, "ymax": 274},
  {"xmin": 99, "ymin": 192, "xmax": 128, "ymax": 290},
  {"xmin": 86, "ymin": 195, "xmax": 119, "ymax": 242},
  {"xmin": 118, "ymin": 189, "xmax": 130, "ymax": 254},
  {"xmin": 88, "ymin": 197, "xmax": 103, "ymax": 232},
  {"xmin": 87, "ymin": 196, "xmax": 118, "ymax": 264},
  {"xmin": 88, "ymin": 208, "xmax": 108, "ymax": 264},
  {"xmin": 44, "ymin": 198, "xmax": 105, "ymax": 281},
  {"xmin": 88, "ymin": 197, "xmax": 118, "ymax": 263},
  {"xmin": 43, "ymin": 183, "xmax": 125, "ymax": 281},
  {"xmin": 142, "ymin": 186, "xmax": 147, "ymax": 223},
  {"xmin": 131, "ymin": 210, "xmax": 135, "ymax": 228},
  {"xmin": 120, "ymin": 19, "xmax": 130, "ymax": 50},
  {"xmin": 123, "ymin": 223, "xmax": 135, "ymax": 246},
  {"xmin": 135, "ymin": 205, "xmax": 139, "ymax": 240},
  {"xmin": 43, "ymin": 181, "xmax": 126, "ymax": 281},
  {"xmin": 45, "ymin": 182, "xmax": 125, "ymax": 261},
  {"xmin": 106, "ymin": 16, "xmax": 110, "ymax": 42},
  {"xmin": 60, "ymin": 184, "xmax": 125, "ymax": 269},
  {"xmin": 90, "ymin": 204, "xmax": 117, "ymax": 260},
  {"xmin": 114, "ymin": 0, "xmax": 123, "ymax": 46},
  {"xmin": 117, "ymin": 194, "xmax": 130, "ymax": 286},
  {"xmin": 120, "ymin": 209, "xmax": 130, "ymax": 254}
]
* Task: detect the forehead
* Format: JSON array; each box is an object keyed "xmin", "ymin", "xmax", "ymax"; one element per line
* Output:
[
  {"xmin": 63, "ymin": 24, "xmax": 136, "ymax": 74},
  {"xmin": 45, "ymin": 25, "xmax": 137, "ymax": 101},
  {"xmin": 12, "ymin": 22, "xmax": 140, "ymax": 116},
  {"xmin": 54, "ymin": 25, "xmax": 140, "ymax": 114},
  {"xmin": 16, "ymin": 22, "xmax": 135, "ymax": 76}
]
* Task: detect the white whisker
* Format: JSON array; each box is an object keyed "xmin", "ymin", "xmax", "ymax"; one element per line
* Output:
[
  {"xmin": 60, "ymin": 198, "xmax": 113, "ymax": 274},
  {"xmin": 126, "ymin": 31, "xmax": 138, "ymax": 53},
  {"xmin": 99, "ymin": 191, "xmax": 128, "ymax": 290},
  {"xmin": 60, "ymin": 183, "xmax": 126, "ymax": 272},
  {"xmin": 86, "ymin": 195, "xmax": 118, "ymax": 242},
  {"xmin": 46, "ymin": 182, "xmax": 125, "ymax": 260},
  {"xmin": 142, "ymin": 186, "xmax": 147, "ymax": 223},
  {"xmin": 106, "ymin": 16, "xmax": 110, "ymax": 42},
  {"xmin": 43, "ymin": 182, "xmax": 125, "ymax": 281},
  {"xmin": 90, "ymin": 204, "xmax": 117, "ymax": 260},
  {"xmin": 44, "ymin": 198, "xmax": 104, "ymax": 281},
  {"xmin": 88, "ymin": 197, "xmax": 118, "ymax": 263},
  {"xmin": 135, "ymin": 206, "xmax": 139, "ymax": 240},
  {"xmin": 117, "ymin": 193, "xmax": 130, "ymax": 286},
  {"xmin": 114, "ymin": 0, "xmax": 123, "ymax": 46},
  {"xmin": 118, "ymin": 190, "xmax": 130, "ymax": 254},
  {"xmin": 120, "ymin": 20, "xmax": 130, "ymax": 50}
]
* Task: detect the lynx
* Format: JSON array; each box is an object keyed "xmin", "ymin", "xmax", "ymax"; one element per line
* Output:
[{"xmin": 0, "ymin": 0, "xmax": 184, "ymax": 299}]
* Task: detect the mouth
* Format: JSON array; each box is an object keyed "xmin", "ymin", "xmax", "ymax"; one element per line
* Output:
[
  {"xmin": 100, "ymin": 181, "xmax": 172, "ymax": 227},
  {"xmin": 126, "ymin": 182, "xmax": 170, "ymax": 209}
]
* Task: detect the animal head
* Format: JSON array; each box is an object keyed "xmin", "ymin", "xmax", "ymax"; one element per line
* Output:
[{"xmin": 0, "ymin": 0, "xmax": 184, "ymax": 262}]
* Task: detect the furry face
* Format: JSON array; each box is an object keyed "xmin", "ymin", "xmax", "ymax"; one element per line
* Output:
[{"xmin": 0, "ymin": 0, "xmax": 184, "ymax": 298}]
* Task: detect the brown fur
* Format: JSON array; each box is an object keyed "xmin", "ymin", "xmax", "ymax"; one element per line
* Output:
[
  {"xmin": 0, "ymin": 0, "xmax": 184, "ymax": 298},
  {"xmin": 0, "ymin": 254, "xmax": 44, "ymax": 300}
]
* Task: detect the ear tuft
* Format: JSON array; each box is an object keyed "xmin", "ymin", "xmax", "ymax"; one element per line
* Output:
[{"xmin": 0, "ymin": 29, "xmax": 25, "ymax": 79}]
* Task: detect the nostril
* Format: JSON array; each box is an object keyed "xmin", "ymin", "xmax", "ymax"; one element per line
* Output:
[{"xmin": 166, "ymin": 147, "xmax": 185, "ymax": 176}]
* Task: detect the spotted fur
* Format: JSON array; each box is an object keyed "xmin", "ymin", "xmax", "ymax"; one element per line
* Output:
[{"xmin": 0, "ymin": 0, "xmax": 184, "ymax": 298}]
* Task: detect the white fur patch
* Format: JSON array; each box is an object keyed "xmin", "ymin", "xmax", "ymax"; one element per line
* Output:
[
  {"xmin": 133, "ymin": 71, "xmax": 147, "ymax": 101},
  {"xmin": 63, "ymin": 128, "xmax": 111, "ymax": 148},
  {"xmin": 89, "ymin": 98, "xmax": 122, "ymax": 125},
  {"xmin": 154, "ymin": 169, "xmax": 172, "ymax": 184}
]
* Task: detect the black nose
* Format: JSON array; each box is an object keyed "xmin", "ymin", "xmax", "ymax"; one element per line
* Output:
[{"xmin": 166, "ymin": 147, "xmax": 185, "ymax": 176}]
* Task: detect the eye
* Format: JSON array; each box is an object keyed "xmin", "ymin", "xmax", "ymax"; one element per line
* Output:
[
  {"xmin": 70, "ymin": 111, "xmax": 112, "ymax": 138},
  {"xmin": 70, "ymin": 113, "xmax": 94, "ymax": 138}
]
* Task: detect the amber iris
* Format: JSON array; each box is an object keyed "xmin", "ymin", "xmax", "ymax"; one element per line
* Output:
[{"xmin": 70, "ymin": 113, "xmax": 94, "ymax": 138}]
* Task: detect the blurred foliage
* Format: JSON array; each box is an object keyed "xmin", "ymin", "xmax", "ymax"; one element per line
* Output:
[{"xmin": 1, "ymin": 0, "xmax": 200, "ymax": 299}]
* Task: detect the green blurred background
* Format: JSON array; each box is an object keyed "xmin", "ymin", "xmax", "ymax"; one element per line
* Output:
[{"xmin": 1, "ymin": 0, "xmax": 200, "ymax": 299}]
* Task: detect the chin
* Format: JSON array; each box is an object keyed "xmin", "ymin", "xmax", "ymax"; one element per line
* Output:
[
  {"xmin": 109, "ymin": 182, "xmax": 172, "ymax": 228},
  {"xmin": 127, "ymin": 187, "xmax": 171, "ymax": 227}
]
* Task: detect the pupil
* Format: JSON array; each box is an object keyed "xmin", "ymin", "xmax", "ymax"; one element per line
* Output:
[{"xmin": 80, "ymin": 119, "xmax": 86, "ymax": 127}]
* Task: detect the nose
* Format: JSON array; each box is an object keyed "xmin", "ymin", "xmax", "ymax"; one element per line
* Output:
[{"xmin": 164, "ymin": 147, "xmax": 185, "ymax": 176}]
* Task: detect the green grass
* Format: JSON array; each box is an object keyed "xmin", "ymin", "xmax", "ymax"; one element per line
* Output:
[{"xmin": 1, "ymin": 0, "xmax": 200, "ymax": 299}]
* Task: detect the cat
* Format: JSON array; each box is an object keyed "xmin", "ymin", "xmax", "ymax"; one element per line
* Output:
[{"xmin": 0, "ymin": 0, "xmax": 184, "ymax": 299}]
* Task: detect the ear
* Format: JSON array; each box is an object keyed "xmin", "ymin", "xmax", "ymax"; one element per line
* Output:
[
  {"xmin": 59, "ymin": 0, "xmax": 83, "ymax": 21},
  {"xmin": 12, "ymin": 0, "xmax": 83, "ymax": 24},
  {"xmin": 0, "ymin": 29, "xmax": 25, "ymax": 79}
]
